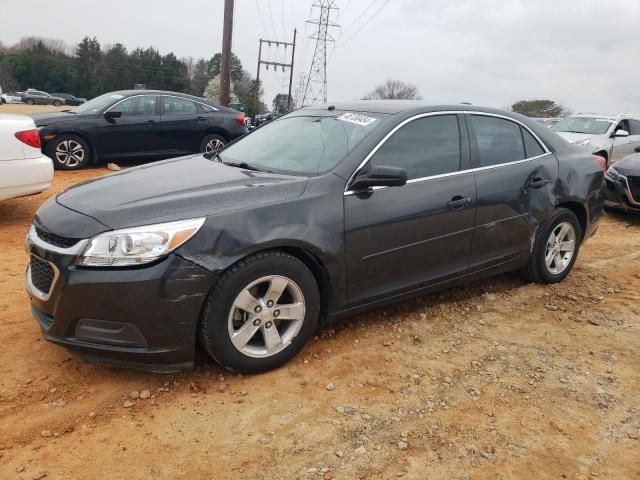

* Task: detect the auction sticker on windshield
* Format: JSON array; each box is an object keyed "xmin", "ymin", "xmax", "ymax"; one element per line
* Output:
[{"xmin": 337, "ymin": 113, "xmax": 377, "ymax": 126}]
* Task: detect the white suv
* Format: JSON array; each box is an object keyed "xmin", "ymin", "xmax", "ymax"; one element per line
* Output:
[
  {"xmin": 551, "ymin": 113, "xmax": 640, "ymax": 166},
  {"xmin": 0, "ymin": 114, "xmax": 53, "ymax": 201}
]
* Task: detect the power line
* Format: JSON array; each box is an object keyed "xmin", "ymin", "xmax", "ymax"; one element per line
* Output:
[
  {"xmin": 255, "ymin": 0, "xmax": 269, "ymax": 37},
  {"xmin": 266, "ymin": 0, "xmax": 279, "ymax": 39},
  {"xmin": 338, "ymin": 0, "xmax": 379, "ymax": 37},
  {"xmin": 336, "ymin": 0, "xmax": 390, "ymax": 48}
]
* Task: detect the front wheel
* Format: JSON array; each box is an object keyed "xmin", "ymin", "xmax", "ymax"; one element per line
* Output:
[
  {"xmin": 200, "ymin": 134, "xmax": 227, "ymax": 154},
  {"xmin": 523, "ymin": 208, "xmax": 581, "ymax": 284},
  {"xmin": 199, "ymin": 251, "xmax": 320, "ymax": 374},
  {"xmin": 53, "ymin": 100, "xmax": 61, "ymax": 107},
  {"xmin": 47, "ymin": 134, "xmax": 91, "ymax": 170}
]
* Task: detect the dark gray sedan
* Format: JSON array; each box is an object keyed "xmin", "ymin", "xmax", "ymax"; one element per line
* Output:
[{"xmin": 25, "ymin": 102, "xmax": 605, "ymax": 373}]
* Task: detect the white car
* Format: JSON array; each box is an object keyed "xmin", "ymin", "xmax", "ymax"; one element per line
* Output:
[
  {"xmin": 552, "ymin": 113, "xmax": 640, "ymax": 166},
  {"xmin": 0, "ymin": 114, "xmax": 53, "ymax": 201},
  {"xmin": 1, "ymin": 91, "xmax": 24, "ymax": 104}
]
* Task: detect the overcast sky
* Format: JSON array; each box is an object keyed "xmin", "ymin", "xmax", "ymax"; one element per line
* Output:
[{"xmin": 1, "ymin": 0, "xmax": 639, "ymax": 114}]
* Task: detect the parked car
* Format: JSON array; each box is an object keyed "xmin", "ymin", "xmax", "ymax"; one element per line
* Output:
[
  {"xmin": 31, "ymin": 90, "xmax": 248, "ymax": 170},
  {"xmin": 602, "ymin": 145, "xmax": 640, "ymax": 213},
  {"xmin": 50, "ymin": 93, "xmax": 86, "ymax": 106},
  {"xmin": 1, "ymin": 91, "xmax": 24, "ymax": 104},
  {"xmin": 21, "ymin": 90, "xmax": 66, "ymax": 106},
  {"xmin": 0, "ymin": 114, "xmax": 53, "ymax": 201},
  {"xmin": 25, "ymin": 103, "xmax": 604, "ymax": 373},
  {"xmin": 552, "ymin": 113, "xmax": 640, "ymax": 166}
]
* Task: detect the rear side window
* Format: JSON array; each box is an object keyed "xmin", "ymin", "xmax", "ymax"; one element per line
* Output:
[
  {"xmin": 521, "ymin": 128, "xmax": 545, "ymax": 157},
  {"xmin": 163, "ymin": 96, "xmax": 197, "ymax": 115},
  {"xmin": 369, "ymin": 115, "xmax": 461, "ymax": 180},
  {"xmin": 470, "ymin": 115, "xmax": 525, "ymax": 167}
]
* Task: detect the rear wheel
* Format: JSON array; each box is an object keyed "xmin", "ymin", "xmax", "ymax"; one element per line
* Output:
[
  {"xmin": 199, "ymin": 251, "xmax": 320, "ymax": 374},
  {"xmin": 522, "ymin": 208, "xmax": 581, "ymax": 284},
  {"xmin": 47, "ymin": 134, "xmax": 91, "ymax": 170},
  {"xmin": 200, "ymin": 134, "xmax": 227, "ymax": 154}
]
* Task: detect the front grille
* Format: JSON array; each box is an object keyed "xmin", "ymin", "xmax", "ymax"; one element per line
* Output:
[
  {"xmin": 35, "ymin": 226, "xmax": 79, "ymax": 248},
  {"xmin": 628, "ymin": 176, "xmax": 640, "ymax": 203},
  {"xmin": 30, "ymin": 255, "xmax": 55, "ymax": 295}
]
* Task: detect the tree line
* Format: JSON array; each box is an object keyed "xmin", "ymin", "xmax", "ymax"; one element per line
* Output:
[{"xmin": 0, "ymin": 36, "xmax": 267, "ymax": 115}]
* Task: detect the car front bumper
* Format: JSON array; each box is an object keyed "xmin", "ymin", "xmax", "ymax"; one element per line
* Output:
[
  {"xmin": 603, "ymin": 171, "xmax": 640, "ymax": 213},
  {"xmin": 25, "ymin": 226, "xmax": 217, "ymax": 372}
]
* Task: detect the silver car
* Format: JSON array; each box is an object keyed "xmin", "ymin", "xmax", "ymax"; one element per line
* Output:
[{"xmin": 551, "ymin": 113, "xmax": 640, "ymax": 166}]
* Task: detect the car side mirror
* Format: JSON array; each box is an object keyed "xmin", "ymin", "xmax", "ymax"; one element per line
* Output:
[
  {"xmin": 612, "ymin": 129, "xmax": 629, "ymax": 138},
  {"xmin": 349, "ymin": 165, "xmax": 407, "ymax": 191},
  {"xmin": 104, "ymin": 110, "xmax": 122, "ymax": 119}
]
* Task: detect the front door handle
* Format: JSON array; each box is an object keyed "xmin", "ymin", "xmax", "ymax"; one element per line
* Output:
[
  {"xmin": 196, "ymin": 116, "xmax": 208, "ymax": 122},
  {"xmin": 447, "ymin": 195, "xmax": 471, "ymax": 211},
  {"xmin": 146, "ymin": 119, "xmax": 158, "ymax": 125},
  {"xmin": 527, "ymin": 177, "xmax": 550, "ymax": 189}
]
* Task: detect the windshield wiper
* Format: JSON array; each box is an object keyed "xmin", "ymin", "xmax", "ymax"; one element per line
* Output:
[{"xmin": 223, "ymin": 161, "xmax": 271, "ymax": 173}]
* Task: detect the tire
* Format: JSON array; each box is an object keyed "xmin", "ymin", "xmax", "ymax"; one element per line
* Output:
[
  {"xmin": 53, "ymin": 100, "xmax": 61, "ymax": 107},
  {"xmin": 25, "ymin": 98, "xmax": 34, "ymax": 105},
  {"xmin": 199, "ymin": 251, "xmax": 320, "ymax": 374},
  {"xmin": 522, "ymin": 208, "xmax": 582, "ymax": 284},
  {"xmin": 46, "ymin": 134, "xmax": 91, "ymax": 170},
  {"xmin": 200, "ymin": 134, "xmax": 227, "ymax": 154}
]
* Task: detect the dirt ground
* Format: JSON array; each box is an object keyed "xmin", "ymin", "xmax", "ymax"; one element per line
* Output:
[{"xmin": 1, "ymin": 127, "xmax": 639, "ymax": 479}]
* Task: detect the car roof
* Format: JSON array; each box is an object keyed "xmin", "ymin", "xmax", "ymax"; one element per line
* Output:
[
  {"xmin": 569, "ymin": 113, "xmax": 640, "ymax": 121},
  {"xmin": 298, "ymin": 101, "xmax": 529, "ymax": 117}
]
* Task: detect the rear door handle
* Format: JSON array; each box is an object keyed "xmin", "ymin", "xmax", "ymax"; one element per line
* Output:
[
  {"xmin": 196, "ymin": 116, "xmax": 208, "ymax": 122},
  {"xmin": 527, "ymin": 177, "xmax": 550, "ymax": 189},
  {"xmin": 146, "ymin": 119, "xmax": 158, "ymax": 125},
  {"xmin": 447, "ymin": 195, "xmax": 471, "ymax": 211}
]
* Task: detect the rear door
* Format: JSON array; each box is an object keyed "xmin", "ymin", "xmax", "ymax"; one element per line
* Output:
[
  {"xmin": 467, "ymin": 114, "xmax": 558, "ymax": 270},
  {"xmin": 160, "ymin": 96, "xmax": 208, "ymax": 155},
  {"xmin": 344, "ymin": 113, "xmax": 476, "ymax": 305},
  {"xmin": 95, "ymin": 95, "xmax": 163, "ymax": 160}
]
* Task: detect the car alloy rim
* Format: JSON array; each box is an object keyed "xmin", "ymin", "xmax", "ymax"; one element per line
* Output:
[
  {"xmin": 545, "ymin": 221, "xmax": 576, "ymax": 275},
  {"xmin": 205, "ymin": 138, "xmax": 225, "ymax": 153},
  {"xmin": 227, "ymin": 275, "xmax": 306, "ymax": 358},
  {"xmin": 55, "ymin": 140, "xmax": 85, "ymax": 167}
]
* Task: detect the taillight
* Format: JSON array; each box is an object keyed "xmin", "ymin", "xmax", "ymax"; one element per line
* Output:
[
  {"xmin": 235, "ymin": 113, "xmax": 246, "ymax": 127},
  {"xmin": 15, "ymin": 129, "xmax": 41, "ymax": 149},
  {"xmin": 593, "ymin": 155, "xmax": 606, "ymax": 171}
]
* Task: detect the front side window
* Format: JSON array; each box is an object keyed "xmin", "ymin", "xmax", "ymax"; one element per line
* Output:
[
  {"xmin": 115, "ymin": 96, "xmax": 157, "ymax": 117},
  {"xmin": 368, "ymin": 115, "xmax": 461, "ymax": 180},
  {"xmin": 627, "ymin": 119, "xmax": 640, "ymax": 136},
  {"xmin": 163, "ymin": 96, "xmax": 197, "ymax": 115},
  {"xmin": 220, "ymin": 112, "xmax": 385, "ymax": 175},
  {"xmin": 470, "ymin": 115, "xmax": 526, "ymax": 167}
]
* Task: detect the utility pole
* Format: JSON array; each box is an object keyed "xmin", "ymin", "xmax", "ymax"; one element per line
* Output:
[
  {"xmin": 303, "ymin": 0, "xmax": 339, "ymax": 106},
  {"xmin": 253, "ymin": 30, "xmax": 297, "ymax": 119},
  {"xmin": 220, "ymin": 0, "xmax": 234, "ymax": 106}
]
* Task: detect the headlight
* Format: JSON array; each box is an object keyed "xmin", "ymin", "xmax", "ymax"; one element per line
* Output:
[
  {"xmin": 573, "ymin": 138, "xmax": 591, "ymax": 147},
  {"xmin": 77, "ymin": 218, "xmax": 206, "ymax": 267}
]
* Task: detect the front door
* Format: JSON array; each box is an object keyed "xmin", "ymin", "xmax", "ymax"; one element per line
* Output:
[
  {"xmin": 96, "ymin": 95, "xmax": 162, "ymax": 160},
  {"xmin": 344, "ymin": 113, "xmax": 476, "ymax": 305},
  {"xmin": 466, "ymin": 113, "xmax": 558, "ymax": 270}
]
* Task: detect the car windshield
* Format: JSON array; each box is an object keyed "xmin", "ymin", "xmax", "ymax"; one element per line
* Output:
[
  {"xmin": 552, "ymin": 117, "xmax": 613, "ymax": 135},
  {"xmin": 220, "ymin": 112, "xmax": 386, "ymax": 175},
  {"xmin": 72, "ymin": 93, "xmax": 126, "ymax": 114}
]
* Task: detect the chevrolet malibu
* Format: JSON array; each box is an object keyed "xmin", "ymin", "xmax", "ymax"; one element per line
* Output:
[{"xmin": 26, "ymin": 103, "xmax": 605, "ymax": 373}]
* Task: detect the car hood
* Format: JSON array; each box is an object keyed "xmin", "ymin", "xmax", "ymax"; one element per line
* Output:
[
  {"xmin": 30, "ymin": 111, "xmax": 80, "ymax": 127},
  {"xmin": 612, "ymin": 153, "xmax": 640, "ymax": 176},
  {"xmin": 55, "ymin": 155, "xmax": 309, "ymax": 229},
  {"xmin": 555, "ymin": 131, "xmax": 607, "ymax": 145}
]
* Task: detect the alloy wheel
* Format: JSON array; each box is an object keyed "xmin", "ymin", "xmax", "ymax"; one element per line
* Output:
[
  {"xmin": 205, "ymin": 138, "xmax": 225, "ymax": 153},
  {"xmin": 55, "ymin": 140, "xmax": 85, "ymax": 168},
  {"xmin": 227, "ymin": 275, "xmax": 306, "ymax": 358},
  {"xmin": 545, "ymin": 221, "xmax": 576, "ymax": 275}
]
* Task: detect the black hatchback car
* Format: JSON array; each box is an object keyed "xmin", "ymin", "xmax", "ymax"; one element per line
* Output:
[
  {"xmin": 603, "ymin": 146, "xmax": 640, "ymax": 213},
  {"xmin": 31, "ymin": 90, "xmax": 248, "ymax": 170},
  {"xmin": 26, "ymin": 102, "xmax": 605, "ymax": 373}
]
